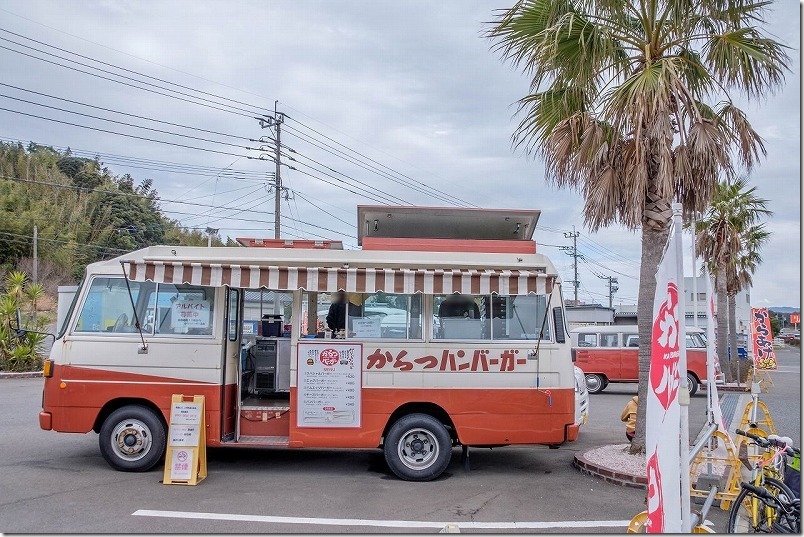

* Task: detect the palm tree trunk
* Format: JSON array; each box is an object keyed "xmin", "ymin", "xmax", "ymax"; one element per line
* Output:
[
  {"xmin": 630, "ymin": 185, "xmax": 671, "ymax": 455},
  {"xmin": 716, "ymin": 268, "xmax": 731, "ymax": 382},
  {"xmin": 728, "ymin": 293, "xmax": 738, "ymax": 383}
]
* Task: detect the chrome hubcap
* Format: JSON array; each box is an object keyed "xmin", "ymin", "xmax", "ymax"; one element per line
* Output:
[
  {"xmin": 585, "ymin": 375, "xmax": 601, "ymax": 392},
  {"xmin": 111, "ymin": 419, "xmax": 152, "ymax": 461},
  {"xmin": 397, "ymin": 428, "xmax": 439, "ymax": 471}
]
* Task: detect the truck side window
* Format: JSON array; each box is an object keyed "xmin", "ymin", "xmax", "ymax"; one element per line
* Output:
[
  {"xmin": 154, "ymin": 284, "xmax": 214, "ymax": 336},
  {"xmin": 600, "ymin": 334, "xmax": 619, "ymax": 347},
  {"xmin": 74, "ymin": 277, "xmax": 155, "ymax": 334},
  {"xmin": 626, "ymin": 335, "xmax": 639, "ymax": 347},
  {"xmin": 577, "ymin": 333, "xmax": 597, "ymax": 347}
]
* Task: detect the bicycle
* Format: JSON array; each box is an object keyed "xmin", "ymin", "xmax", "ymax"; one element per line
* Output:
[{"xmin": 728, "ymin": 429, "xmax": 800, "ymax": 533}]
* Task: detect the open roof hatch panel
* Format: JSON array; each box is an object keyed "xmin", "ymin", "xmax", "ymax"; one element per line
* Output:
[{"xmin": 357, "ymin": 206, "xmax": 540, "ymax": 246}]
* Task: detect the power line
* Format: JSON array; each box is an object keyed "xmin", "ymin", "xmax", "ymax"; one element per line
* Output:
[
  {"xmin": 0, "ymin": 174, "xmax": 275, "ymax": 214},
  {"xmin": 0, "ymin": 7, "xmax": 278, "ymax": 111},
  {"xmin": 0, "ymin": 33, "xmax": 266, "ymax": 117},
  {"xmin": 0, "ymin": 82, "xmax": 253, "ymax": 141},
  {"xmin": 0, "ymin": 28, "xmax": 271, "ymax": 114},
  {"xmin": 0, "ymin": 21, "xmax": 480, "ymax": 210},
  {"xmin": 0, "ymin": 92, "xmax": 251, "ymax": 149},
  {"xmin": 0, "ymin": 42, "xmax": 258, "ymax": 120},
  {"xmin": 0, "ymin": 107, "xmax": 251, "ymax": 158},
  {"xmin": 0, "ymin": 138, "xmax": 269, "ymax": 179},
  {"xmin": 280, "ymin": 107, "xmax": 479, "ymax": 207},
  {"xmin": 282, "ymin": 123, "xmax": 464, "ymax": 207},
  {"xmin": 281, "ymin": 149, "xmax": 409, "ymax": 206},
  {"xmin": 579, "ymin": 255, "xmax": 638, "ymax": 280},
  {"xmin": 1, "ymin": 174, "xmax": 354, "ymax": 241},
  {"xmin": 0, "ymin": 230, "xmax": 128, "ymax": 253}
]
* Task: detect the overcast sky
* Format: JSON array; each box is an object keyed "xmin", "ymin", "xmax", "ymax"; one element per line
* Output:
[{"xmin": 0, "ymin": 1, "xmax": 799, "ymax": 308}]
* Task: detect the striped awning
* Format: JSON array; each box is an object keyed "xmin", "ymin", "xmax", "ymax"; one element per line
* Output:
[{"xmin": 125, "ymin": 261, "xmax": 553, "ymax": 295}]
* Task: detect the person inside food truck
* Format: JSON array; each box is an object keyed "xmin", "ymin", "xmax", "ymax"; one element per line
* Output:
[
  {"xmin": 438, "ymin": 294, "xmax": 480, "ymax": 319},
  {"xmin": 326, "ymin": 291, "xmax": 362, "ymax": 333}
]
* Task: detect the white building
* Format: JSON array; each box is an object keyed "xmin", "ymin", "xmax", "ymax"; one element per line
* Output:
[
  {"xmin": 611, "ymin": 277, "xmax": 751, "ymax": 334},
  {"xmin": 684, "ymin": 276, "xmax": 751, "ymax": 335}
]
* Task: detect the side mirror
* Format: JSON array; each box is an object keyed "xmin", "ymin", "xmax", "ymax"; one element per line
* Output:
[
  {"xmin": 7, "ymin": 319, "xmax": 56, "ymax": 345},
  {"xmin": 9, "ymin": 314, "xmax": 28, "ymax": 340}
]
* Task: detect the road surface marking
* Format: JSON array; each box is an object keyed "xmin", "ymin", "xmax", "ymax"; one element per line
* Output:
[{"xmin": 133, "ymin": 509, "xmax": 631, "ymax": 529}]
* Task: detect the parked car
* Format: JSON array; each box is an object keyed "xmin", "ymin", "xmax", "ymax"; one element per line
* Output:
[{"xmin": 571, "ymin": 325, "xmax": 708, "ymax": 396}]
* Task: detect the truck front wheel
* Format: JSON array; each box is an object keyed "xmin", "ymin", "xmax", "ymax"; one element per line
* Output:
[
  {"xmin": 384, "ymin": 413, "xmax": 452, "ymax": 481},
  {"xmin": 99, "ymin": 405, "xmax": 166, "ymax": 472}
]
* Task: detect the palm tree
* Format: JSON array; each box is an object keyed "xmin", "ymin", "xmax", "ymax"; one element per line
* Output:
[
  {"xmin": 725, "ymin": 222, "xmax": 770, "ymax": 382},
  {"xmin": 696, "ymin": 179, "xmax": 770, "ymax": 383},
  {"xmin": 486, "ymin": 0, "xmax": 788, "ymax": 452}
]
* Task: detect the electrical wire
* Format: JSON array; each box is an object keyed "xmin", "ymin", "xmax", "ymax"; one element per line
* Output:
[
  {"xmin": 280, "ymin": 110, "xmax": 479, "ymax": 207},
  {"xmin": 0, "ymin": 82, "xmax": 253, "ymax": 141},
  {"xmin": 282, "ymin": 125, "xmax": 459, "ymax": 206},
  {"xmin": 0, "ymin": 174, "xmax": 274, "ymax": 213},
  {"xmin": 0, "ymin": 93, "xmax": 250, "ymax": 149},
  {"xmin": 0, "ymin": 34, "xmax": 264, "ymax": 117},
  {"xmin": 0, "ymin": 28, "xmax": 271, "ymax": 115},
  {"xmin": 0, "ymin": 107, "xmax": 250, "ymax": 158}
]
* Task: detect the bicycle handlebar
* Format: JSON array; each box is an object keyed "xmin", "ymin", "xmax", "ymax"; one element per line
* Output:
[{"xmin": 736, "ymin": 429, "xmax": 799, "ymax": 455}]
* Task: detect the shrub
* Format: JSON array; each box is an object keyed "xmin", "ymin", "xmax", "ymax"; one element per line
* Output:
[{"xmin": 0, "ymin": 271, "xmax": 49, "ymax": 372}]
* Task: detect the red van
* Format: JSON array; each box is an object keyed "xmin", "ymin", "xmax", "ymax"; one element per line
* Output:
[{"xmin": 570, "ymin": 326, "xmax": 708, "ymax": 395}]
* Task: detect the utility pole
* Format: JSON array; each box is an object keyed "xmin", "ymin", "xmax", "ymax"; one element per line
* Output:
[
  {"xmin": 273, "ymin": 106, "xmax": 282, "ymax": 240},
  {"xmin": 205, "ymin": 227, "xmax": 219, "ymax": 247},
  {"xmin": 256, "ymin": 102, "xmax": 285, "ymax": 239},
  {"xmin": 32, "ymin": 224, "xmax": 38, "ymax": 285},
  {"xmin": 598, "ymin": 274, "xmax": 619, "ymax": 309},
  {"xmin": 561, "ymin": 226, "xmax": 581, "ymax": 304}
]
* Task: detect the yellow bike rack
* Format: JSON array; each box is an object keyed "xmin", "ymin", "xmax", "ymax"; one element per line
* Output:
[
  {"xmin": 626, "ymin": 511, "xmax": 647, "ymax": 533},
  {"xmin": 689, "ymin": 430, "xmax": 744, "ymax": 511},
  {"xmin": 738, "ymin": 400, "xmax": 776, "ymax": 436},
  {"xmin": 626, "ymin": 511, "xmax": 715, "ymax": 533}
]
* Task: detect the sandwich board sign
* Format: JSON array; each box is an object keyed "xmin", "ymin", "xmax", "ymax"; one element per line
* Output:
[{"xmin": 163, "ymin": 394, "xmax": 207, "ymax": 485}]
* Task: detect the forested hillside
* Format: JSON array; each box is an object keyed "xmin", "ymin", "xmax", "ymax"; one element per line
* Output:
[{"xmin": 0, "ymin": 141, "xmax": 235, "ymax": 290}]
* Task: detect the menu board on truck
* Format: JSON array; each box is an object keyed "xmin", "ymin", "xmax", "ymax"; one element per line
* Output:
[{"xmin": 297, "ymin": 342, "xmax": 362, "ymax": 428}]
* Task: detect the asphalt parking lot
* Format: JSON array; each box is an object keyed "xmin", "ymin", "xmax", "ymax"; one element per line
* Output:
[{"xmin": 0, "ymin": 346, "xmax": 799, "ymax": 533}]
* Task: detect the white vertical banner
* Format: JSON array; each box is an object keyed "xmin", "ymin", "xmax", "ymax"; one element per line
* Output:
[{"xmin": 645, "ymin": 227, "xmax": 683, "ymax": 533}]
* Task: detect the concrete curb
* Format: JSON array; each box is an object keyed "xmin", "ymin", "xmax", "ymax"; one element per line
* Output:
[
  {"xmin": 573, "ymin": 448, "xmax": 647, "ymax": 489},
  {"xmin": 0, "ymin": 371, "xmax": 43, "ymax": 379}
]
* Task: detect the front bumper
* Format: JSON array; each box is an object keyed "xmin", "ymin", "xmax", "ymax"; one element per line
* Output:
[{"xmin": 39, "ymin": 411, "xmax": 52, "ymax": 430}]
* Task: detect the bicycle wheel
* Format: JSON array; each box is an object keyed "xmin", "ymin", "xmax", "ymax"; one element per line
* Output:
[{"xmin": 728, "ymin": 478, "xmax": 795, "ymax": 533}]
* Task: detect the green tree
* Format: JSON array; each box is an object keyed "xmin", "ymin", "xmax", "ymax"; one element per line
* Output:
[
  {"xmin": 696, "ymin": 178, "xmax": 770, "ymax": 381},
  {"xmin": 769, "ymin": 316, "xmax": 780, "ymax": 337},
  {"xmin": 487, "ymin": 0, "xmax": 788, "ymax": 453},
  {"xmin": 725, "ymin": 222, "xmax": 768, "ymax": 371}
]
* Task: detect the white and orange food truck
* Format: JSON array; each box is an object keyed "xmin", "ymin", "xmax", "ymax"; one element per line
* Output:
[{"xmin": 39, "ymin": 206, "xmax": 580, "ymax": 481}]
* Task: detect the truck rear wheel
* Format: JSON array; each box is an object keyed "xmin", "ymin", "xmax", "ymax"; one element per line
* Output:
[
  {"xmin": 99, "ymin": 405, "xmax": 166, "ymax": 472},
  {"xmin": 384, "ymin": 413, "xmax": 451, "ymax": 481}
]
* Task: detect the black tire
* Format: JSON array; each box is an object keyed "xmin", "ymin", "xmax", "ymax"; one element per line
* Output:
[
  {"xmin": 383, "ymin": 413, "xmax": 452, "ymax": 481},
  {"xmin": 686, "ymin": 372, "xmax": 699, "ymax": 397},
  {"xmin": 99, "ymin": 405, "xmax": 166, "ymax": 472},
  {"xmin": 727, "ymin": 477, "xmax": 796, "ymax": 533},
  {"xmin": 585, "ymin": 374, "xmax": 606, "ymax": 394}
]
